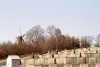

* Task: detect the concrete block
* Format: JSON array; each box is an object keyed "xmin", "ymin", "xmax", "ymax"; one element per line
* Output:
[
  {"xmin": 96, "ymin": 57, "xmax": 100, "ymax": 63},
  {"xmin": 89, "ymin": 57, "xmax": 96, "ymax": 63},
  {"xmin": 75, "ymin": 49, "xmax": 82, "ymax": 52},
  {"xmin": 34, "ymin": 65, "xmax": 41, "ymax": 67},
  {"xmin": 34, "ymin": 58, "xmax": 39, "ymax": 65},
  {"xmin": 41, "ymin": 65, "xmax": 49, "ymax": 67},
  {"xmin": 82, "ymin": 48, "xmax": 87, "ymax": 50},
  {"xmin": 72, "ymin": 64, "xmax": 80, "ymax": 67},
  {"xmin": 90, "ymin": 47, "xmax": 97, "ymax": 50},
  {"xmin": 1, "ymin": 66, "xmax": 6, "ymax": 67},
  {"xmin": 43, "ymin": 54, "xmax": 52, "ymax": 58},
  {"xmin": 69, "ymin": 54, "xmax": 75, "ymax": 57},
  {"xmin": 75, "ymin": 53, "xmax": 80, "ymax": 57},
  {"xmin": 56, "ymin": 64, "xmax": 64, "ymax": 67},
  {"xmin": 38, "ymin": 55, "xmax": 42, "ymax": 58},
  {"xmin": 80, "ymin": 64, "xmax": 88, "ymax": 67},
  {"xmin": 54, "ymin": 54, "xmax": 59, "ymax": 58},
  {"xmin": 88, "ymin": 64, "xmax": 96, "ymax": 67},
  {"xmin": 44, "ymin": 58, "xmax": 48, "ymax": 65},
  {"xmin": 95, "ymin": 53, "xmax": 100, "ymax": 57},
  {"xmin": 64, "ymin": 64, "xmax": 72, "ymax": 67},
  {"xmin": 26, "ymin": 59, "xmax": 34, "ymax": 65},
  {"xmin": 96, "ymin": 63, "xmax": 100, "ymax": 67},
  {"xmin": 49, "ymin": 64, "xmax": 56, "ymax": 67},
  {"xmin": 66, "ymin": 58, "xmax": 71, "ymax": 64},
  {"xmin": 21, "ymin": 59, "xmax": 25, "ymax": 65},
  {"xmin": 26, "ymin": 65, "xmax": 34, "ymax": 67},
  {"xmin": 90, "ymin": 50, "xmax": 96, "ymax": 53},
  {"xmin": 59, "ymin": 54, "xmax": 67, "ymax": 58},
  {"xmin": 75, "ymin": 51, "xmax": 81, "ymax": 54},
  {"xmin": 90, "ymin": 53, "xmax": 95, "ymax": 57},
  {"xmin": 69, "ymin": 51, "xmax": 74, "ymax": 54},
  {"xmin": 70, "ymin": 57, "xmax": 77, "ymax": 64},
  {"xmin": 48, "ymin": 58, "xmax": 56, "ymax": 64},
  {"xmin": 81, "ymin": 53, "xmax": 88, "ymax": 57},
  {"xmin": 77, "ymin": 57, "xmax": 84, "ymax": 64},
  {"xmin": 38, "ymin": 58, "xmax": 44, "ymax": 65},
  {"xmin": 58, "ymin": 52, "xmax": 61, "ymax": 54},
  {"xmin": 56, "ymin": 58, "xmax": 66, "ymax": 64},
  {"xmin": 97, "ymin": 47, "xmax": 100, "ymax": 50},
  {"xmin": 97, "ymin": 50, "xmax": 100, "ymax": 53}
]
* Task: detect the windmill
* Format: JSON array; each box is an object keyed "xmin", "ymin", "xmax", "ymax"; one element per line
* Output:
[
  {"xmin": 15, "ymin": 28, "xmax": 25, "ymax": 44},
  {"xmin": 19, "ymin": 28, "xmax": 25, "ymax": 43}
]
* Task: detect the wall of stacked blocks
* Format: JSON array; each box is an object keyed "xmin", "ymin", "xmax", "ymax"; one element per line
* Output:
[{"xmin": 2, "ymin": 47, "xmax": 100, "ymax": 67}]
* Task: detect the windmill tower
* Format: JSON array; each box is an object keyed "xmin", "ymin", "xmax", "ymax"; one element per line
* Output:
[{"xmin": 15, "ymin": 28, "xmax": 25, "ymax": 44}]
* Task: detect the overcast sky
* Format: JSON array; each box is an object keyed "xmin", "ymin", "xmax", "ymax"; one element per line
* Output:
[{"xmin": 0, "ymin": 0, "xmax": 100, "ymax": 43}]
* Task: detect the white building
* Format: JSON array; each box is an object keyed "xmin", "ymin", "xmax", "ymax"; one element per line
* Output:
[{"xmin": 7, "ymin": 55, "xmax": 20, "ymax": 67}]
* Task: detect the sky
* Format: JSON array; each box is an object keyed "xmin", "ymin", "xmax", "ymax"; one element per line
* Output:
[{"xmin": 0, "ymin": 0, "xmax": 100, "ymax": 43}]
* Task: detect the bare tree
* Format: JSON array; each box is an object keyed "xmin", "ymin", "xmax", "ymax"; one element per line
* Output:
[
  {"xmin": 94, "ymin": 34, "xmax": 100, "ymax": 46},
  {"xmin": 25, "ymin": 25, "xmax": 44, "ymax": 43},
  {"xmin": 46, "ymin": 25, "xmax": 56, "ymax": 38},
  {"xmin": 64, "ymin": 34, "xmax": 77, "ymax": 49},
  {"xmin": 46, "ymin": 25, "xmax": 56, "ymax": 50},
  {"xmin": 81, "ymin": 36, "xmax": 90, "ymax": 48},
  {"xmin": 55, "ymin": 28, "xmax": 62, "ymax": 37},
  {"xmin": 85, "ymin": 36, "xmax": 94, "ymax": 46},
  {"xmin": 25, "ymin": 25, "xmax": 45, "ymax": 52},
  {"xmin": 46, "ymin": 25, "xmax": 63, "ymax": 51}
]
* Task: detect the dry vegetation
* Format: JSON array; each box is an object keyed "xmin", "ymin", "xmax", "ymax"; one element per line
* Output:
[{"xmin": 0, "ymin": 25, "xmax": 100, "ymax": 59}]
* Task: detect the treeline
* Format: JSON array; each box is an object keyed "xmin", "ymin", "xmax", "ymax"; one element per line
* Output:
[{"xmin": 0, "ymin": 25, "xmax": 99, "ymax": 59}]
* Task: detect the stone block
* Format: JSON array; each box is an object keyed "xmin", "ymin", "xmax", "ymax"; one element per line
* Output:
[
  {"xmin": 81, "ymin": 53, "xmax": 88, "ymax": 57},
  {"xmin": 26, "ymin": 65, "xmax": 34, "ymax": 67},
  {"xmin": 96, "ymin": 57, "xmax": 100, "ymax": 63},
  {"xmin": 80, "ymin": 64, "xmax": 88, "ymax": 67},
  {"xmin": 90, "ymin": 47, "xmax": 97, "ymax": 50},
  {"xmin": 58, "ymin": 52, "xmax": 61, "ymax": 54},
  {"xmin": 34, "ymin": 65, "xmax": 41, "ymax": 67},
  {"xmin": 89, "ymin": 57, "xmax": 96, "ymax": 63},
  {"xmin": 77, "ymin": 57, "xmax": 84, "ymax": 64},
  {"xmin": 90, "ymin": 50, "xmax": 96, "ymax": 53},
  {"xmin": 64, "ymin": 64, "xmax": 72, "ymax": 67},
  {"xmin": 54, "ymin": 54, "xmax": 59, "ymax": 58},
  {"xmin": 44, "ymin": 58, "xmax": 48, "ymax": 65},
  {"xmin": 34, "ymin": 58, "xmax": 39, "ymax": 65},
  {"xmin": 68, "ymin": 54, "xmax": 75, "ymax": 57},
  {"xmin": 49, "ymin": 64, "xmax": 56, "ymax": 67},
  {"xmin": 48, "ymin": 58, "xmax": 56, "ymax": 64},
  {"xmin": 56, "ymin": 58, "xmax": 66, "ymax": 64},
  {"xmin": 96, "ymin": 63, "xmax": 100, "ymax": 67},
  {"xmin": 38, "ymin": 55, "xmax": 42, "ymax": 58},
  {"xmin": 41, "ymin": 65, "xmax": 49, "ymax": 67},
  {"xmin": 95, "ymin": 53, "xmax": 100, "ymax": 57},
  {"xmin": 65, "ymin": 58, "xmax": 71, "ymax": 64},
  {"xmin": 38, "ymin": 58, "xmax": 44, "ymax": 65},
  {"xmin": 2, "ymin": 66, "xmax": 6, "ymax": 67},
  {"xmin": 75, "ymin": 53, "xmax": 80, "ymax": 57},
  {"xmin": 43, "ymin": 54, "xmax": 52, "ymax": 58},
  {"xmin": 59, "ymin": 54, "xmax": 67, "ymax": 58},
  {"xmin": 88, "ymin": 64, "xmax": 96, "ymax": 67},
  {"xmin": 70, "ymin": 57, "xmax": 77, "ymax": 64},
  {"xmin": 21, "ymin": 59, "xmax": 25, "ymax": 65},
  {"xmin": 26, "ymin": 59, "xmax": 34, "ymax": 65},
  {"xmin": 72, "ymin": 64, "xmax": 80, "ymax": 67}
]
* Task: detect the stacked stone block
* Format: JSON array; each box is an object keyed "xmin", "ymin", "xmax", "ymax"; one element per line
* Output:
[{"xmin": 20, "ymin": 47, "xmax": 100, "ymax": 67}]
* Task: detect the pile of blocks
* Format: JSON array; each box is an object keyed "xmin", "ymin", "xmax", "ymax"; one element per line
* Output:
[{"xmin": 21, "ymin": 47, "xmax": 100, "ymax": 67}]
